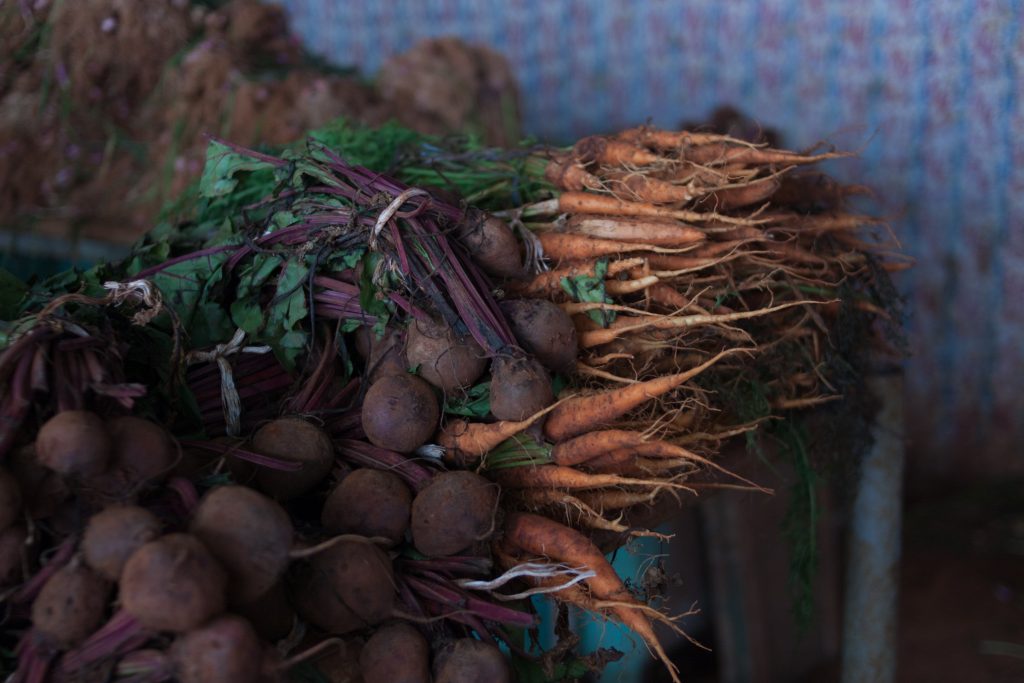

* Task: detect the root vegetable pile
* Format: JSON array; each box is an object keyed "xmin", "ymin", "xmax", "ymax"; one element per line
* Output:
[{"xmin": 0, "ymin": 119, "xmax": 904, "ymax": 682}]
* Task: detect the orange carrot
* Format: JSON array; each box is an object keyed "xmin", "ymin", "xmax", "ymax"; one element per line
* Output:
[
  {"xmin": 604, "ymin": 276, "xmax": 660, "ymax": 296},
  {"xmin": 550, "ymin": 429, "xmax": 648, "ymax": 466},
  {"xmin": 438, "ymin": 400, "xmax": 565, "ymax": 464},
  {"xmin": 505, "ymin": 258, "xmax": 646, "ymax": 298},
  {"xmin": 682, "ymin": 142, "xmax": 851, "ymax": 167},
  {"xmin": 574, "ymin": 489, "xmax": 665, "ymax": 511},
  {"xmin": 503, "ymin": 512, "xmax": 682, "ymax": 682},
  {"xmin": 494, "ymin": 465, "xmax": 689, "ymax": 492},
  {"xmin": 566, "ymin": 215, "xmax": 705, "ymax": 246},
  {"xmin": 544, "ymin": 158, "xmax": 603, "ymax": 192},
  {"xmin": 544, "ymin": 348, "xmax": 743, "ymax": 441},
  {"xmin": 615, "ymin": 126, "xmax": 751, "ymax": 149},
  {"xmin": 573, "ymin": 136, "xmax": 666, "ymax": 167},
  {"xmin": 577, "ymin": 302, "xmax": 815, "ymax": 348},
  {"xmin": 510, "ymin": 489, "xmax": 669, "ymax": 539},
  {"xmin": 556, "ymin": 192, "xmax": 763, "ymax": 225},
  {"xmin": 588, "ymin": 440, "xmax": 770, "ymax": 491},
  {"xmin": 697, "ymin": 175, "xmax": 781, "ymax": 211},
  {"xmin": 537, "ymin": 232, "xmax": 690, "ymax": 260},
  {"xmin": 608, "ymin": 172, "xmax": 704, "ymax": 205}
]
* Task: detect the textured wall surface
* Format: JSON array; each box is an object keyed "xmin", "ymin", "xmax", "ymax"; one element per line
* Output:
[{"xmin": 280, "ymin": 0, "xmax": 1023, "ymax": 476}]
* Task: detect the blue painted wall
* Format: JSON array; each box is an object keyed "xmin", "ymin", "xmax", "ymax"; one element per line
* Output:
[{"xmin": 279, "ymin": 0, "xmax": 1023, "ymax": 478}]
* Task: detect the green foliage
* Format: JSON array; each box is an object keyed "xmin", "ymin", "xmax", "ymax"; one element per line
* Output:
[
  {"xmin": 444, "ymin": 380, "xmax": 491, "ymax": 418},
  {"xmin": 559, "ymin": 259, "xmax": 614, "ymax": 326}
]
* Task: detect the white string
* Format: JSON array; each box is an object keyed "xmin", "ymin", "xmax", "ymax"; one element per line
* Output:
[
  {"xmin": 370, "ymin": 187, "xmax": 429, "ymax": 249},
  {"xmin": 185, "ymin": 329, "xmax": 272, "ymax": 436}
]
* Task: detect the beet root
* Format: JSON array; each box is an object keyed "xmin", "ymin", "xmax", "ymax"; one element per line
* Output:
[
  {"xmin": 434, "ymin": 638, "xmax": 511, "ymax": 683},
  {"xmin": 252, "ymin": 418, "xmax": 335, "ymax": 500},
  {"xmin": 83, "ymin": 505, "xmax": 162, "ymax": 581},
  {"xmin": 31, "ymin": 563, "xmax": 111, "ymax": 649},
  {"xmin": 120, "ymin": 533, "xmax": 227, "ymax": 632},
  {"xmin": 322, "ymin": 469, "xmax": 411, "ymax": 546},
  {"xmin": 171, "ymin": 615, "xmax": 263, "ymax": 683},
  {"xmin": 411, "ymin": 471, "xmax": 498, "ymax": 557},
  {"xmin": 365, "ymin": 326, "xmax": 409, "ymax": 385},
  {"xmin": 360, "ymin": 622, "xmax": 430, "ymax": 683},
  {"xmin": 10, "ymin": 443, "xmax": 70, "ymax": 519},
  {"xmin": 290, "ymin": 539, "xmax": 394, "ymax": 634},
  {"xmin": 488, "ymin": 355, "xmax": 554, "ymax": 421},
  {"xmin": 234, "ymin": 581, "xmax": 294, "ymax": 642},
  {"xmin": 361, "ymin": 374, "xmax": 439, "ymax": 453},
  {"xmin": 456, "ymin": 210, "xmax": 524, "ymax": 279},
  {"xmin": 36, "ymin": 410, "xmax": 111, "ymax": 477},
  {"xmin": 0, "ymin": 524, "xmax": 28, "ymax": 585},
  {"xmin": 190, "ymin": 485, "xmax": 294, "ymax": 604},
  {"xmin": 499, "ymin": 298, "xmax": 579, "ymax": 373},
  {"xmin": 0, "ymin": 467, "xmax": 21, "ymax": 531},
  {"xmin": 405, "ymin": 317, "xmax": 486, "ymax": 393},
  {"xmin": 84, "ymin": 417, "xmax": 177, "ymax": 499}
]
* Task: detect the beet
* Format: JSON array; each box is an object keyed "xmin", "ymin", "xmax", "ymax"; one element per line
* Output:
[
  {"xmin": 313, "ymin": 639, "xmax": 363, "ymax": 683},
  {"xmin": 488, "ymin": 355, "xmax": 554, "ymax": 421},
  {"xmin": 120, "ymin": 533, "xmax": 227, "ymax": 632},
  {"xmin": 36, "ymin": 410, "xmax": 111, "ymax": 477},
  {"xmin": 360, "ymin": 622, "xmax": 430, "ymax": 683},
  {"xmin": 190, "ymin": 485, "xmax": 293, "ymax": 604},
  {"xmin": 83, "ymin": 505, "xmax": 162, "ymax": 581},
  {"xmin": 252, "ymin": 418, "xmax": 335, "ymax": 500},
  {"xmin": 31, "ymin": 563, "xmax": 111, "ymax": 649},
  {"xmin": 322, "ymin": 469, "xmax": 411, "ymax": 546},
  {"xmin": 290, "ymin": 539, "xmax": 394, "ymax": 634},
  {"xmin": 411, "ymin": 471, "xmax": 498, "ymax": 557},
  {"xmin": 434, "ymin": 639, "xmax": 511, "ymax": 683},
  {"xmin": 0, "ymin": 524, "xmax": 28, "ymax": 585},
  {"xmin": 361, "ymin": 374, "xmax": 439, "ymax": 453},
  {"xmin": 10, "ymin": 443, "xmax": 70, "ymax": 519},
  {"xmin": 499, "ymin": 299, "xmax": 579, "ymax": 373},
  {"xmin": 366, "ymin": 326, "xmax": 409, "ymax": 385},
  {"xmin": 0, "ymin": 467, "xmax": 22, "ymax": 531},
  {"xmin": 171, "ymin": 615, "xmax": 263, "ymax": 683},
  {"xmin": 456, "ymin": 210, "xmax": 524, "ymax": 279},
  {"xmin": 234, "ymin": 581, "xmax": 294, "ymax": 642},
  {"xmin": 84, "ymin": 417, "xmax": 177, "ymax": 499},
  {"xmin": 405, "ymin": 317, "xmax": 486, "ymax": 393}
]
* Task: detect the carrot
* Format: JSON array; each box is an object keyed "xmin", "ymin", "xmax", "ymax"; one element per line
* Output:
[
  {"xmin": 438, "ymin": 400, "xmax": 565, "ymax": 464},
  {"xmin": 573, "ymin": 136, "xmax": 666, "ymax": 167},
  {"xmin": 505, "ymin": 258, "xmax": 646, "ymax": 298},
  {"xmin": 583, "ymin": 453, "xmax": 695, "ymax": 476},
  {"xmin": 574, "ymin": 489, "xmax": 666, "ymax": 511},
  {"xmin": 511, "ymin": 489, "xmax": 669, "ymax": 540},
  {"xmin": 544, "ymin": 348, "xmax": 743, "ymax": 441},
  {"xmin": 588, "ymin": 440, "xmax": 770, "ymax": 492},
  {"xmin": 566, "ymin": 215, "xmax": 705, "ymax": 246},
  {"xmin": 503, "ymin": 512, "xmax": 682, "ymax": 682},
  {"xmin": 604, "ymin": 276, "xmax": 660, "ymax": 296},
  {"xmin": 645, "ymin": 283, "xmax": 699, "ymax": 312},
  {"xmin": 554, "ymin": 192, "xmax": 764, "ymax": 225},
  {"xmin": 697, "ymin": 175, "xmax": 781, "ymax": 211},
  {"xmin": 577, "ymin": 302, "xmax": 816, "ymax": 348},
  {"xmin": 681, "ymin": 142, "xmax": 852, "ymax": 167},
  {"xmin": 537, "ymin": 233, "xmax": 692, "ymax": 261},
  {"xmin": 615, "ymin": 126, "xmax": 753, "ymax": 149},
  {"xmin": 550, "ymin": 429, "xmax": 648, "ymax": 466},
  {"xmin": 606, "ymin": 172, "xmax": 704, "ymax": 205},
  {"xmin": 764, "ymin": 212, "xmax": 881, "ymax": 233},
  {"xmin": 495, "ymin": 464, "xmax": 691, "ymax": 492},
  {"xmin": 544, "ymin": 158, "xmax": 604, "ymax": 192}
]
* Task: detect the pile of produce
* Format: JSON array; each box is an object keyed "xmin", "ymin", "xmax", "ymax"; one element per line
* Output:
[
  {"xmin": 0, "ymin": 0, "xmax": 519, "ymax": 245},
  {"xmin": 0, "ymin": 118, "xmax": 904, "ymax": 682}
]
